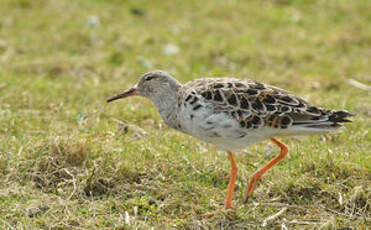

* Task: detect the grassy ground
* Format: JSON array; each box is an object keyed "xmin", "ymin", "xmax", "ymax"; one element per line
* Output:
[{"xmin": 0, "ymin": 0, "xmax": 370, "ymax": 228}]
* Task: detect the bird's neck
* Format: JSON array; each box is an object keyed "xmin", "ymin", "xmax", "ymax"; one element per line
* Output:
[{"xmin": 151, "ymin": 90, "xmax": 180, "ymax": 129}]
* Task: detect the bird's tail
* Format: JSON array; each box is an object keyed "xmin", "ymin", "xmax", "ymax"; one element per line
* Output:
[{"xmin": 290, "ymin": 109, "xmax": 356, "ymax": 133}]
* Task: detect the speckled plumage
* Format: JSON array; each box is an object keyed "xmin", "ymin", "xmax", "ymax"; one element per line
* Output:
[
  {"xmin": 107, "ymin": 70, "xmax": 355, "ymax": 212},
  {"xmin": 171, "ymin": 75, "xmax": 353, "ymax": 150}
]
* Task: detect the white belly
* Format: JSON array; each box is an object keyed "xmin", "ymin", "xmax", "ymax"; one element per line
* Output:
[{"xmin": 178, "ymin": 104, "xmax": 272, "ymax": 151}]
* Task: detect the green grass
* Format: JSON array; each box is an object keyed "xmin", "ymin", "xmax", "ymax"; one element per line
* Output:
[{"xmin": 0, "ymin": 0, "xmax": 370, "ymax": 228}]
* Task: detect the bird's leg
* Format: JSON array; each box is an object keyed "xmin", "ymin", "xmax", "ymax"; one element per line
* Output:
[
  {"xmin": 225, "ymin": 151, "xmax": 238, "ymax": 209},
  {"xmin": 204, "ymin": 151, "xmax": 238, "ymax": 218},
  {"xmin": 244, "ymin": 138, "xmax": 288, "ymax": 202}
]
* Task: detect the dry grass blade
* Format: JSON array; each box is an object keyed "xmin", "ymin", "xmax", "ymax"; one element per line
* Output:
[
  {"xmin": 348, "ymin": 79, "xmax": 371, "ymax": 91},
  {"xmin": 261, "ymin": 207, "xmax": 288, "ymax": 227}
]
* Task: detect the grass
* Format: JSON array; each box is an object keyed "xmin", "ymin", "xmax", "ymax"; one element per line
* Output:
[{"xmin": 0, "ymin": 0, "xmax": 370, "ymax": 228}]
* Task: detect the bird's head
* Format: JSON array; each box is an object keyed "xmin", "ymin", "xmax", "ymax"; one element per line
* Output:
[{"xmin": 107, "ymin": 70, "xmax": 181, "ymax": 103}]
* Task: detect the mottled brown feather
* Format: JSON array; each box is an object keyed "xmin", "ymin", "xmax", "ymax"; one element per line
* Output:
[{"xmin": 180, "ymin": 78, "xmax": 354, "ymax": 130}]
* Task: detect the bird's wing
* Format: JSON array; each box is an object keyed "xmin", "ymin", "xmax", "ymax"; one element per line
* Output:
[{"xmin": 182, "ymin": 78, "xmax": 354, "ymax": 132}]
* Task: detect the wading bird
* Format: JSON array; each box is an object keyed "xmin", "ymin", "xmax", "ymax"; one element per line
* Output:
[{"xmin": 107, "ymin": 71, "xmax": 354, "ymax": 215}]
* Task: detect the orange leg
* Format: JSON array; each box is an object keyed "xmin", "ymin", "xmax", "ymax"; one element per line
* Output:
[
  {"xmin": 204, "ymin": 151, "xmax": 238, "ymax": 218},
  {"xmin": 244, "ymin": 138, "xmax": 288, "ymax": 202},
  {"xmin": 225, "ymin": 151, "xmax": 238, "ymax": 209}
]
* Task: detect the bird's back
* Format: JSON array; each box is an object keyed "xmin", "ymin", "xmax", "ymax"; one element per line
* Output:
[{"xmin": 175, "ymin": 77, "xmax": 354, "ymax": 150}]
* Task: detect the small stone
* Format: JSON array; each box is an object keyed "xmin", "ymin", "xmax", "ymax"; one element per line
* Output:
[
  {"xmin": 26, "ymin": 204, "xmax": 49, "ymax": 217},
  {"xmin": 163, "ymin": 44, "xmax": 180, "ymax": 56},
  {"xmin": 87, "ymin": 16, "xmax": 100, "ymax": 27}
]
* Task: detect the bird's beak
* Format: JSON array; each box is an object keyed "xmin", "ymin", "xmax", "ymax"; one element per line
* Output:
[{"xmin": 106, "ymin": 87, "xmax": 137, "ymax": 103}]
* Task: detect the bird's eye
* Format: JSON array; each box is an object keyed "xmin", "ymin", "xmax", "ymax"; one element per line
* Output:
[{"xmin": 145, "ymin": 76, "xmax": 154, "ymax": 81}]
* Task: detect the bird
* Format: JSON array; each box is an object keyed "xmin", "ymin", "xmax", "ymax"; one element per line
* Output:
[{"xmin": 106, "ymin": 70, "xmax": 354, "ymax": 214}]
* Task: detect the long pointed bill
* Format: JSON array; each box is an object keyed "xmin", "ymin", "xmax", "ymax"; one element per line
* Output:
[{"xmin": 107, "ymin": 87, "xmax": 137, "ymax": 103}]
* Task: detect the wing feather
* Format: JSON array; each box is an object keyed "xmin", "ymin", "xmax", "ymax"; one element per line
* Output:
[{"xmin": 181, "ymin": 78, "xmax": 354, "ymax": 133}]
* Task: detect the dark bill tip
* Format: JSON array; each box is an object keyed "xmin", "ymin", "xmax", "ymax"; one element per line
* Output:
[{"xmin": 106, "ymin": 87, "xmax": 137, "ymax": 103}]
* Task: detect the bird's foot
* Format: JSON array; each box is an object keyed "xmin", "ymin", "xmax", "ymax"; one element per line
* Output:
[
  {"xmin": 203, "ymin": 202, "xmax": 235, "ymax": 218},
  {"xmin": 203, "ymin": 206, "xmax": 235, "ymax": 219}
]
